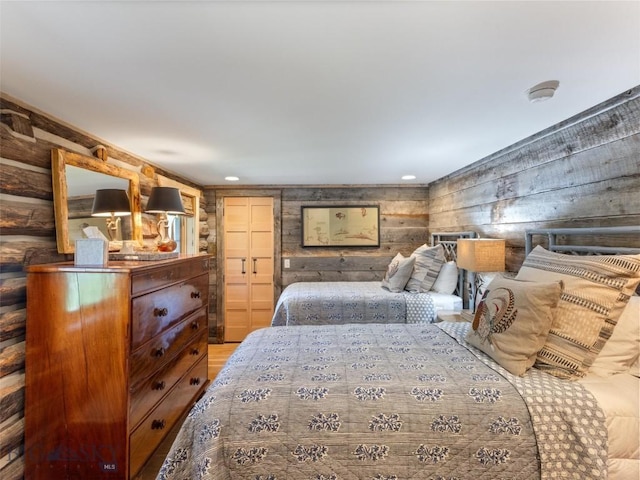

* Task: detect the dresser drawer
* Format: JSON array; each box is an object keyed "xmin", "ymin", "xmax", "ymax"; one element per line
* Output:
[
  {"xmin": 130, "ymin": 331, "xmax": 207, "ymax": 429},
  {"xmin": 132, "ymin": 273, "xmax": 208, "ymax": 349},
  {"xmin": 129, "ymin": 355, "xmax": 208, "ymax": 477},
  {"xmin": 131, "ymin": 256, "xmax": 210, "ymax": 296},
  {"xmin": 130, "ymin": 307, "xmax": 207, "ymax": 385}
]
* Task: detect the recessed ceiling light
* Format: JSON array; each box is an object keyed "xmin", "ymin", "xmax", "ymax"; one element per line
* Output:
[
  {"xmin": 225, "ymin": 176, "xmax": 240, "ymax": 182},
  {"xmin": 401, "ymin": 175, "xmax": 416, "ymax": 181},
  {"xmin": 527, "ymin": 80, "xmax": 559, "ymax": 103}
]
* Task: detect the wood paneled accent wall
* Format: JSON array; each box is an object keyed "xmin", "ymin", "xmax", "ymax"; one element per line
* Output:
[
  {"xmin": 428, "ymin": 87, "xmax": 640, "ymax": 272},
  {"xmin": 0, "ymin": 94, "xmax": 209, "ymax": 480},
  {"xmin": 204, "ymin": 185, "xmax": 429, "ymax": 342}
]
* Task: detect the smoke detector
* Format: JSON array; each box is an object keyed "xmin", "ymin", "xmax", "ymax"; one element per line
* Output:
[{"xmin": 527, "ymin": 80, "xmax": 560, "ymax": 103}]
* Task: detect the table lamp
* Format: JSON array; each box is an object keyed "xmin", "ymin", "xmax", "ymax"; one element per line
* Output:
[
  {"xmin": 456, "ymin": 238, "xmax": 506, "ymax": 312},
  {"xmin": 91, "ymin": 189, "xmax": 131, "ymax": 241},
  {"xmin": 145, "ymin": 186, "xmax": 186, "ymax": 252}
]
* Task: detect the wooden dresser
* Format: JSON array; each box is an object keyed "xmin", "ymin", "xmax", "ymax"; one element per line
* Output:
[{"xmin": 25, "ymin": 255, "xmax": 210, "ymax": 479}]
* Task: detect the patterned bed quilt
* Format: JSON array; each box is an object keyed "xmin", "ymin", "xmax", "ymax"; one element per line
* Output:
[
  {"xmin": 157, "ymin": 323, "xmax": 608, "ymax": 480},
  {"xmin": 271, "ymin": 281, "xmax": 437, "ymax": 326}
]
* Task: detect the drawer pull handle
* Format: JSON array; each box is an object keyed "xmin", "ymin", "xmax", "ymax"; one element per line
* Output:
[
  {"xmin": 190, "ymin": 348, "xmax": 200, "ymax": 356},
  {"xmin": 152, "ymin": 380, "xmax": 166, "ymax": 391},
  {"xmin": 253, "ymin": 258, "xmax": 257, "ymax": 274},
  {"xmin": 241, "ymin": 258, "xmax": 246, "ymax": 275},
  {"xmin": 151, "ymin": 419, "xmax": 166, "ymax": 430},
  {"xmin": 190, "ymin": 377, "xmax": 201, "ymax": 386},
  {"xmin": 191, "ymin": 291, "xmax": 201, "ymax": 299},
  {"xmin": 191, "ymin": 320, "xmax": 200, "ymax": 330},
  {"xmin": 154, "ymin": 347, "xmax": 166, "ymax": 358},
  {"xmin": 154, "ymin": 307, "xmax": 168, "ymax": 317}
]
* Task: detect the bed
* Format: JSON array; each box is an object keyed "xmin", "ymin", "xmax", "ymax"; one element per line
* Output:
[
  {"xmin": 158, "ymin": 226, "xmax": 640, "ymax": 480},
  {"xmin": 272, "ymin": 232, "xmax": 475, "ymax": 326}
]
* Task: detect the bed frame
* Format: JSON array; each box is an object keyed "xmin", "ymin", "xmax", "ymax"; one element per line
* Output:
[{"xmin": 525, "ymin": 226, "xmax": 640, "ymax": 255}]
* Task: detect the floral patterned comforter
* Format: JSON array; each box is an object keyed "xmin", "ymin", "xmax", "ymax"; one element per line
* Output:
[
  {"xmin": 158, "ymin": 323, "xmax": 607, "ymax": 480},
  {"xmin": 271, "ymin": 282, "xmax": 436, "ymax": 326}
]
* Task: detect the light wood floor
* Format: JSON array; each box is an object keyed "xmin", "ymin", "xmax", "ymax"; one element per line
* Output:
[{"xmin": 135, "ymin": 343, "xmax": 240, "ymax": 479}]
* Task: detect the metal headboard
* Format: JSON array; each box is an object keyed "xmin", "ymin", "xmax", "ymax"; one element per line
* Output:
[
  {"xmin": 525, "ymin": 226, "xmax": 640, "ymax": 256},
  {"xmin": 431, "ymin": 231, "xmax": 477, "ymax": 308}
]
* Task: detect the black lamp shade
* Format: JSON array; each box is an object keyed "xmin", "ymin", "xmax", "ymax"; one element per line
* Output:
[
  {"xmin": 146, "ymin": 187, "xmax": 186, "ymax": 214},
  {"xmin": 91, "ymin": 189, "xmax": 131, "ymax": 217}
]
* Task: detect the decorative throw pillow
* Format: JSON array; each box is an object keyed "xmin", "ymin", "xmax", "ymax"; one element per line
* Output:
[
  {"xmin": 589, "ymin": 296, "xmax": 640, "ymax": 376},
  {"xmin": 381, "ymin": 253, "xmax": 416, "ymax": 293},
  {"xmin": 431, "ymin": 261, "xmax": 459, "ymax": 295},
  {"xmin": 516, "ymin": 246, "xmax": 640, "ymax": 379},
  {"xmin": 405, "ymin": 244, "xmax": 446, "ymax": 293},
  {"xmin": 465, "ymin": 276, "xmax": 563, "ymax": 376}
]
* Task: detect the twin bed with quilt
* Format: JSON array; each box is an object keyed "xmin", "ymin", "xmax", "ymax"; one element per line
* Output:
[
  {"xmin": 157, "ymin": 226, "xmax": 640, "ymax": 480},
  {"xmin": 272, "ymin": 232, "xmax": 474, "ymax": 326}
]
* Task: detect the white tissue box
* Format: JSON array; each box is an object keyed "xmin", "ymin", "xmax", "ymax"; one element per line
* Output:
[{"xmin": 75, "ymin": 239, "xmax": 109, "ymax": 266}]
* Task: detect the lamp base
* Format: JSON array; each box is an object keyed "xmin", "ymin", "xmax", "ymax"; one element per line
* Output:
[{"xmin": 157, "ymin": 238, "xmax": 178, "ymax": 252}]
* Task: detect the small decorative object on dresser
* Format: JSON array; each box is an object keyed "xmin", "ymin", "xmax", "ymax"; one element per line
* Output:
[{"xmin": 25, "ymin": 255, "xmax": 211, "ymax": 479}]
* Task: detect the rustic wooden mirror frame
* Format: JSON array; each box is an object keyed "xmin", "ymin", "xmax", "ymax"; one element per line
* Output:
[{"xmin": 52, "ymin": 148, "xmax": 142, "ymax": 254}]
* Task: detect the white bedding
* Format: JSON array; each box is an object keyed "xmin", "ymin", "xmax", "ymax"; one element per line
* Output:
[
  {"xmin": 579, "ymin": 372, "xmax": 640, "ymax": 479},
  {"xmin": 429, "ymin": 291, "xmax": 463, "ymax": 312}
]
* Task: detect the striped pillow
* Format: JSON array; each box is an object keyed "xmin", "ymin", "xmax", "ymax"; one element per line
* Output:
[
  {"xmin": 405, "ymin": 244, "xmax": 446, "ymax": 293},
  {"xmin": 516, "ymin": 246, "xmax": 640, "ymax": 379}
]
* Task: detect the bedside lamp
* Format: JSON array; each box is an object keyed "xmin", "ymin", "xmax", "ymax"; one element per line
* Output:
[
  {"xmin": 91, "ymin": 189, "xmax": 131, "ymax": 241},
  {"xmin": 145, "ymin": 187, "xmax": 186, "ymax": 252},
  {"xmin": 456, "ymin": 238, "xmax": 506, "ymax": 312}
]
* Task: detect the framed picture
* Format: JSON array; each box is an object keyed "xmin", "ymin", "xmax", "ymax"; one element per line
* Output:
[{"xmin": 301, "ymin": 205, "xmax": 380, "ymax": 247}]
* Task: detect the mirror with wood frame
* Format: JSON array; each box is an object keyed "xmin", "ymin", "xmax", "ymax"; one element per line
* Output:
[{"xmin": 52, "ymin": 148, "xmax": 142, "ymax": 254}]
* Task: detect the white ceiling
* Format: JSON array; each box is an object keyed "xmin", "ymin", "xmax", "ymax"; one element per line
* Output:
[{"xmin": 1, "ymin": 1, "xmax": 639, "ymax": 186}]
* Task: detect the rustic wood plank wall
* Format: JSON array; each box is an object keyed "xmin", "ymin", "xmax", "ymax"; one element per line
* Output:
[
  {"xmin": 204, "ymin": 185, "xmax": 429, "ymax": 342},
  {"xmin": 429, "ymin": 87, "xmax": 640, "ymax": 272},
  {"xmin": 0, "ymin": 94, "xmax": 209, "ymax": 480}
]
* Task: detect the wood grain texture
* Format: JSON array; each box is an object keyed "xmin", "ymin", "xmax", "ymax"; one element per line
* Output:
[
  {"xmin": 24, "ymin": 257, "xmax": 210, "ymax": 479},
  {"xmin": 429, "ymin": 88, "xmax": 640, "ymax": 271},
  {"xmin": 25, "ymin": 270, "xmax": 130, "ymax": 479},
  {"xmin": 0, "ymin": 381, "xmax": 24, "ymax": 424},
  {"xmin": 0, "ymin": 162, "xmax": 53, "ymax": 200},
  {"xmin": 0, "ymin": 309, "xmax": 26, "ymax": 342},
  {"xmin": 0, "ymin": 199, "xmax": 55, "ymax": 236},
  {"xmin": 0, "ymin": 277, "xmax": 26, "ymax": 308},
  {"xmin": 0, "ymin": 342, "xmax": 24, "ymax": 378}
]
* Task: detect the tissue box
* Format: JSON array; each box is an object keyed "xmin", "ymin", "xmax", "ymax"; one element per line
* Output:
[{"xmin": 75, "ymin": 239, "xmax": 109, "ymax": 266}]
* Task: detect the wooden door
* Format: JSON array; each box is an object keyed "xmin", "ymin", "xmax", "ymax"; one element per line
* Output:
[{"xmin": 223, "ymin": 197, "xmax": 274, "ymax": 341}]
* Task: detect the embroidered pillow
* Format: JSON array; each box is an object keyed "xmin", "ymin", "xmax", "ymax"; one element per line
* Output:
[
  {"xmin": 516, "ymin": 246, "xmax": 640, "ymax": 379},
  {"xmin": 465, "ymin": 276, "xmax": 563, "ymax": 376},
  {"xmin": 589, "ymin": 296, "xmax": 639, "ymax": 376},
  {"xmin": 405, "ymin": 244, "xmax": 446, "ymax": 293},
  {"xmin": 431, "ymin": 261, "xmax": 459, "ymax": 295},
  {"xmin": 381, "ymin": 253, "xmax": 416, "ymax": 293}
]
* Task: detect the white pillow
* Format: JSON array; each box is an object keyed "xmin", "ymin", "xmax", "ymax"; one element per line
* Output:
[
  {"xmin": 381, "ymin": 253, "xmax": 416, "ymax": 293},
  {"xmin": 590, "ymin": 296, "xmax": 640, "ymax": 376},
  {"xmin": 431, "ymin": 261, "xmax": 459, "ymax": 295}
]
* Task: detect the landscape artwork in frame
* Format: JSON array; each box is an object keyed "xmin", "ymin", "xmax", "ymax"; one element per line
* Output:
[{"xmin": 301, "ymin": 205, "xmax": 380, "ymax": 247}]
